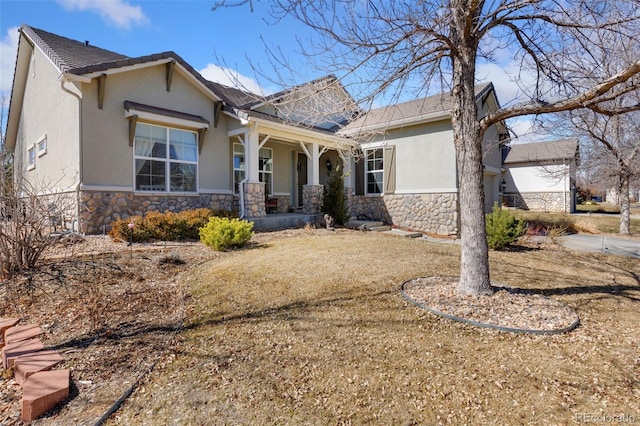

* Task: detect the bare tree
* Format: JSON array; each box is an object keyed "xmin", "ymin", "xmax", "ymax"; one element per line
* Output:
[
  {"xmin": 214, "ymin": 0, "xmax": 640, "ymax": 296},
  {"xmin": 542, "ymin": 31, "xmax": 640, "ymax": 234},
  {"xmin": 571, "ymin": 110, "xmax": 639, "ymax": 234}
]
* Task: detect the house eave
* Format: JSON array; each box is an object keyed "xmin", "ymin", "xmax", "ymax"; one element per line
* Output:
[
  {"xmin": 226, "ymin": 110, "xmax": 355, "ymax": 148},
  {"xmin": 5, "ymin": 30, "xmax": 35, "ymax": 153},
  {"xmin": 340, "ymin": 110, "xmax": 450, "ymax": 137}
]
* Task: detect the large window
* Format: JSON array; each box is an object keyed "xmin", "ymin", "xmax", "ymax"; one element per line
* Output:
[
  {"xmin": 365, "ymin": 148, "xmax": 384, "ymax": 194},
  {"xmin": 233, "ymin": 143, "xmax": 273, "ymax": 194},
  {"xmin": 134, "ymin": 123, "xmax": 197, "ymax": 192}
]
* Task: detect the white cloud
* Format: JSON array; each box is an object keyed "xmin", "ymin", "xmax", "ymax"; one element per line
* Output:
[
  {"xmin": 198, "ymin": 64, "xmax": 267, "ymax": 96},
  {"xmin": 56, "ymin": 0, "xmax": 148, "ymax": 30},
  {"xmin": 1, "ymin": 26, "xmax": 20, "ymax": 95},
  {"xmin": 476, "ymin": 59, "xmax": 556, "ymax": 142}
]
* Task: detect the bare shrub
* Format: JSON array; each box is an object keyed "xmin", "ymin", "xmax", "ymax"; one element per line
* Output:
[{"xmin": 0, "ymin": 176, "xmax": 75, "ymax": 277}]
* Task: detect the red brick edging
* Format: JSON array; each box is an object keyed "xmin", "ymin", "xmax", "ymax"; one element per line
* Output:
[{"xmin": 1, "ymin": 318, "xmax": 69, "ymax": 423}]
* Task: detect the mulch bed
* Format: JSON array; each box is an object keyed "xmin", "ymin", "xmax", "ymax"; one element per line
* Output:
[{"xmin": 402, "ymin": 276, "xmax": 580, "ymax": 333}]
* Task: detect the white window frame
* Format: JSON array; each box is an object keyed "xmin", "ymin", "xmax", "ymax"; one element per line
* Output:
[
  {"xmin": 259, "ymin": 147, "xmax": 273, "ymax": 196},
  {"xmin": 233, "ymin": 144, "xmax": 273, "ymax": 195},
  {"xmin": 233, "ymin": 143, "xmax": 245, "ymax": 194},
  {"xmin": 133, "ymin": 123, "xmax": 198, "ymax": 194},
  {"xmin": 37, "ymin": 134, "xmax": 47, "ymax": 157},
  {"xmin": 27, "ymin": 144, "xmax": 36, "ymax": 171},
  {"xmin": 365, "ymin": 147, "xmax": 384, "ymax": 195}
]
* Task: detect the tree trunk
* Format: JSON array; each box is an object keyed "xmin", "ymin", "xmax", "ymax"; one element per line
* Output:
[
  {"xmin": 619, "ymin": 174, "xmax": 630, "ymax": 235},
  {"xmin": 449, "ymin": 3, "xmax": 493, "ymax": 297}
]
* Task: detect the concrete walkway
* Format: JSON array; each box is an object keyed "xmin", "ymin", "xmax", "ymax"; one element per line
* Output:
[
  {"xmin": 558, "ymin": 234, "xmax": 640, "ymax": 259},
  {"xmin": 390, "ymin": 230, "xmax": 640, "ymax": 259}
]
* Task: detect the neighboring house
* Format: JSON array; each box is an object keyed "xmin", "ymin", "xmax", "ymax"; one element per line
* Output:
[
  {"xmin": 501, "ymin": 139, "xmax": 579, "ymax": 213},
  {"xmin": 5, "ymin": 25, "xmax": 509, "ymax": 237}
]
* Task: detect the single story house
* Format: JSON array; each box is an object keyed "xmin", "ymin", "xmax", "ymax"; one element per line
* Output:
[
  {"xmin": 4, "ymin": 25, "xmax": 565, "ymax": 236},
  {"xmin": 501, "ymin": 139, "xmax": 579, "ymax": 213}
]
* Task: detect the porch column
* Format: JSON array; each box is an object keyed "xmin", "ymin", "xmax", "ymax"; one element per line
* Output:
[
  {"xmin": 340, "ymin": 152, "xmax": 354, "ymax": 217},
  {"xmin": 307, "ymin": 142, "xmax": 320, "ymax": 186},
  {"xmin": 302, "ymin": 142, "xmax": 323, "ymax": 214},
  {"xmin": 242, "ymin": 126, "xmax": 266, "ymax": 218}
]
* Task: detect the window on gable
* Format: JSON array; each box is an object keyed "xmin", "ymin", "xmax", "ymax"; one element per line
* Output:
[
  {"xmin": 27, "ymin": 145, "xmax": 36, "ymax": 170},
  {"xmin": 37, "ymin": 134, "xmax": 47, "ymax": 157},
  {"xmin": 365, "ymin": 148, "xmax": 384, "ymax": 195},
  {"xmin": 134, "ymin": 123, "xmax": 197, "ymax": 193}
]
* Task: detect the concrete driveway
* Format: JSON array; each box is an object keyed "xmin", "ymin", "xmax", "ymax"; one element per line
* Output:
[{"xmin": 560, "ymin": 234, "xmax": 640, "ymax": 259}]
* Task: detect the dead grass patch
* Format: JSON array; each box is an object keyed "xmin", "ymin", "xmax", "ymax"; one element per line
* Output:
[{"xmin": 108, "ymin": 229, "xmax": 640, "ymax": 425}]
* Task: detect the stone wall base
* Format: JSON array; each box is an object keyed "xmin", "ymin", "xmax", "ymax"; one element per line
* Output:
[
  {"xmin": 242, "ymin": 182, "xmax": 266, "ymax": 218},
  {"xmin": 302, "ymin": 185, "xmax": 324, "ymax": 214},
  {"xmin": 79, "ymin": 191, "xmax": 236, "ymax": 234},
  {"xmin": 502, "ymin": 192, "xmax": 570, "ymax": 213},
  {"xmin": 350, "ymin": 192, "xmax": 459, "ymax": 236}
]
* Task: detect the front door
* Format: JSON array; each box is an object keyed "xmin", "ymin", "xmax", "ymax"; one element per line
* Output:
[{"xmin": 297, "ymin": 153, "xmax": 307, "ymax": 207}]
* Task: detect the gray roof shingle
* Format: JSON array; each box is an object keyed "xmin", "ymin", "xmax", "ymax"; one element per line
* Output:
[
  {"xmin": 340, "ymin": 82, "xmax": 493, "ymax": 134},
  {"xmin": 22, "ymin": 24, "xmax": 263, "ymax": 109},
  {"xmin": 24, "ymin": 26, "xmax": 129, "ymax": 73},
  {"xmin": 503, "ymin": 139, "xmax": 579, "ymax": 163}
]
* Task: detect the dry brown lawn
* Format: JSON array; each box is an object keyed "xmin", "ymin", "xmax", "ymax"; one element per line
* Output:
[{"xmin": 107, "ymin": 229, "xmax": 640, "ymax": 425}]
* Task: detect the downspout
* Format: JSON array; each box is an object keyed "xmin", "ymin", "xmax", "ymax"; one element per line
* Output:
[
  {"xmin": 60, "ymin": 76, "xmax": 83, "ymax": 232},
  {"xmin": 236, "ymin": 133, "xmax": 248, "ymax": 219},
  {"xmin": 239, "ymin": 178, "xmax": 248, "ymax": 219},
  {"xmin": 563, "ymin": 159, "xmax": 567, "ymax": 213}
]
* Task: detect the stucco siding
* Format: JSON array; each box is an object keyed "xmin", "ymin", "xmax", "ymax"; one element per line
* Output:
[
  {"xmin": 505, "ymin": 163, "xmax": 569, "ymax": 192},
  {"xmin": 481, "ymin": 124, "xmax": 502, "ymax": 170},
  {"xmin": 265, "ymin": 141, "xmax": 291, "ymax": 195},
  {"xmin": 380, "ymin": 119, "xmax": 457, "ymax": 192},
  {"xmin": 18, "ymin": 47, "xmax": 80, "ymax": 190},
  {"xmin": 80, "ymin": 64, "xmax": 231, "ymax": 191}
]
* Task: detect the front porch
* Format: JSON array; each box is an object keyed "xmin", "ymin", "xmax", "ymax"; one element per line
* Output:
[
  {"xmin": 248, "ymin": 212, "xmax": 324, "ymax": 232},
  {"xmin": 229, "ymin": 119, "xmax": 355, "ymax": 222}
]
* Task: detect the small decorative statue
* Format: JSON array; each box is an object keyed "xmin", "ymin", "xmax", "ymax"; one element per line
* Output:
[{"xmin": 324, "ymin": 214, "xmax": 335, "ymax": 231}]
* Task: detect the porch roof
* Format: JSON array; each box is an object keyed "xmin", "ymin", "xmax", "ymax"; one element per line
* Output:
[{"xmin": 226, "ymin": 107, "xmax": 356, "ymax": 150}]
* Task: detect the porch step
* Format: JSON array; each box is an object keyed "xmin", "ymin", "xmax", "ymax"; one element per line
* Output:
[
  {"xmin": 385, "ymin": 229, "xmax": 424, "ymax": 238},
  {"xmin": 249, "ymin": 213, "xmax": 323, "ymax": 232},
  {"xmin": 370, "ymin": 226, "xmax": 392, "ymax": 232},
  {"xmin": 346, "ymin": 220, "xmax": 384, "ymax": 230}
]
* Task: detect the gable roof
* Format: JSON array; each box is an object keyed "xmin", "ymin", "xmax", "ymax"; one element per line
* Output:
[
  {"xmin": 23, "ymin": 26, "xmax": 128, "ymax": 73},
  {"xmin": 21, "ymin": 25, "xmax": 263, "ymax": 108},
  {"xmin": 339, "ymin": 82, "xmax": 495, "ymax": 135},
  {"xmin": 503, "ymin": 139, "xmax": 579, "ymax": 164}
]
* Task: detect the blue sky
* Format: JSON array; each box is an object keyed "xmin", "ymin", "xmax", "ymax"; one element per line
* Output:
[{"xmin": 0, "ymin": 0, "xmax": 540, "ymax": 140}]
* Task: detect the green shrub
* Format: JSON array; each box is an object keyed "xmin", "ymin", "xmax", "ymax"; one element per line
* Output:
[
  {"xmin": 486, "ymin": 203, "xmax": 526, "ymax": 250},
  {"xmin": 199, "ymin": 217, "xmax": 254, "ymax": 251},
  {"xmin": 109, "ymin": 208, "xmax": 223, "ymax": 242},
  {"xmin": 321, "ymin": 166, "xmax": 350, "ymax": 225}
]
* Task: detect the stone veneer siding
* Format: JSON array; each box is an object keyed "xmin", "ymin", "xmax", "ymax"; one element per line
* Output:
[
  {"xmin": 242, "ymin": 182, "xmax": 266, "ymax": 218},
  {"xmin": 349, "ymin": 192, "xmax": 459, "ymax": 236},
  {"xmin": 79, "ymin": 191, "xmax": 236, "ymax": 234},
  {"xmin": 302, "ymin": 185, "xmax": 324, "ymax": 214},
  {"xmin": 274, "ymin": 196, "xmax": 291, "ymax": 213},
  {"xmin": 502, "ymin": 192, "xmax": 570, "ymax": 213}
]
